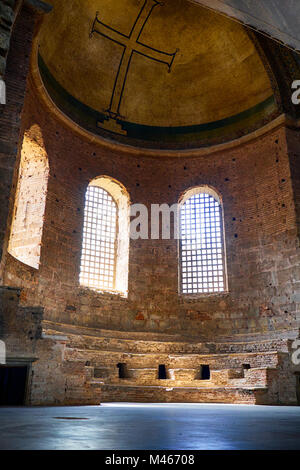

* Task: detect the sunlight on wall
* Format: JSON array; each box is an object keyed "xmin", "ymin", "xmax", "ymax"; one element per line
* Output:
[{"xmin": 8, "ymin": 125, "xmax": 49, "ymax": 269}]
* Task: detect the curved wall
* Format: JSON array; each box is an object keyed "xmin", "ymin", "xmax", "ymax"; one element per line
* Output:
[{"xmin": 3, "ymin": 74, "xmax": 300, "ymax": 341}]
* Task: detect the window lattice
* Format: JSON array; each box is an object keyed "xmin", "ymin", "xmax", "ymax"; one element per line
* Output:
[
  {"xmin": 80, "ymin": 186, "xmax": 117, "ymax": 291},
  {"xmin": 180, "ymin": 193, "xmax": 225, "ymax": 294}
]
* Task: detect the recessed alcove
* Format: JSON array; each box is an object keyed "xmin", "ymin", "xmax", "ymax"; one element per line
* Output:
[
  {"xmin": 117, "ymin": 363, "xmax": 131, "ymax": 380},
  {"xmin": 197, "ymin": 365, "xmax": 211, "ymax": 381},
  {"xmin": 158, "ymin": 365, "xmax": 168, "ymax": 380}
]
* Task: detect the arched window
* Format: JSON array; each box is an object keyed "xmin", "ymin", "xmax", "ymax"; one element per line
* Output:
[
  {"xmin": 79, "ymin": 176, "xmax": 129, "ymax": 296},
  {"xmin": 179, "ymin": 186, "xmax": 227, "ymax": 295},
  {"xmin": 8, "ymin": 125, "xmax": 49, "ymax": 269}
]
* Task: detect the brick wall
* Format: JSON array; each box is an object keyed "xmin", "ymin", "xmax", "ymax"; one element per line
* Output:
[
  {"xmin": 286, "ymin": 127, "xmax": 300, "ymax": 236},
  {"xmin": 0, "ymin": 4, "xmax": 37, "ymax": 265},
  {"xmin": 0, "ymin": 0, "xmax": 18, "ymax": 79},
  {"xmin": 3, "ymin": 74, "xmax": 300, "ymax": 341}
]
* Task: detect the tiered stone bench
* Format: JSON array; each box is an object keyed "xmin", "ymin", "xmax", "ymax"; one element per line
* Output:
[{"xmin": 40, "ymin": 320, "xmax": 300, "ymax": 405}]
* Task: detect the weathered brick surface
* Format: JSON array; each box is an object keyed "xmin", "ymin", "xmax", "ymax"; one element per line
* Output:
[
  {"xmin": 0, "ymin": 285, "xmax": 42, "ymax": 355},
  {"xmin": 3, "ymin": 76, "xmax": 300, "ymax": 342},
  {"xmin": 0, "ymin": 0, "xmax": 17, "ymax": 78},
  {"xmin": 1, "ymin": 283, "xmax": 299, "ymax": 405},
  {"xmin": 0, "ymin": 4, "xmax": 37, "ymax": 263},
  {"xmin": 100, "ymin": 384, "xmax": 262, "ymax": 405},
  {"xmin": 1, "ymin": 25, "xmax": 300, "ymax": 404},
  {"xmin": 46, "ymin": 323, "xmax": 298, "ymax": 404},
  {"xmin": 31, "ymin": 337, "xmax": 100, "ymax": 406},
  {"xmin": 0, "ymin": 286, "xmax": 100, "ymax": 405}
]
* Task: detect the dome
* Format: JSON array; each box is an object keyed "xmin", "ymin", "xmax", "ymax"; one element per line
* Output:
[{"xmin": 37, "ymin": 0, "xmax": 277, "ymax": 150}]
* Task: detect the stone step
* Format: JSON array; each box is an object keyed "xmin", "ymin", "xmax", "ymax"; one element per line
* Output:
[
  {"xmin": 99, "ymin": 366, "xmax": 271, "ymax": 388},
  {"xmin": 93, "ymin": 366, "xmax": 118, "ymax": 380},
  {"xmin": 44, "ymin": 328, "xmax": 215, "ymax": 354},
  {"xmin": 100, "ymin": 384, "xmax": 268, "ymax": 404},
  {"xmin": 64, "ymin": 346, "xmax": 280, "ymax": 370},
  {"xmin": 43, "ymin": 320, "xmax": 184, "ymax": 343},
  {"xmin": 43, "ymin": 321, "xmax": 291, "ymax": 354}
]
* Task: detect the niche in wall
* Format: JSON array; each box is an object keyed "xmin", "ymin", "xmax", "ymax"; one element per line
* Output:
[
  {"xmin": 196, "ymin": 365, "xmax": 211, "ymax": 380},
  {"xmin": 8, "ymin": 125, "xmax": 49, "ymax": 269},
  {"xmin": 158, "ymin": 364, "xmax": 168, "ymax": 380},
  {"xmin": 117, "ymin": 363, "xmax": 130, "ymax": 379}
]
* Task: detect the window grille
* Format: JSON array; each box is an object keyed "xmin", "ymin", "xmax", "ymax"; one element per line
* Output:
[
  {"xmin": 180, "ymin": 192, "xmax": 225, "ymax": 294},
  {"xmin": 79, "ymin": 186, "xmax": 117, "ymax": 291}
]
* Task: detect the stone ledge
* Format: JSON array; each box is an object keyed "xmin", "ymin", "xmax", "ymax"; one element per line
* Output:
[
  {"xmin": 42, "ymin": 333, "xmax": 68, "ymax": 342},
  {"xmin": 5, "ymin": 356, "xmax": 38, "ymax": 364},
  {"xmin": 0, "ymin": 285, "xmax": 21, "ymax": 293}
]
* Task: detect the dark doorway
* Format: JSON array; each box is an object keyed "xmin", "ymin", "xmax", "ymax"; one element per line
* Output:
[
  {"xmin": 243, "ymin": 364, "xmax": 251, "ymax": 370},
  {"xmin": 200, "ymin": 365, "xmax": 211, "ymax": 380},
  {"xmin": 296, "ymin": 375, "xmax": 300, "ymax": 405},
  {"xmin": 117, "ymin": 363, "xmax": 130, "ymax": 379},
  {"xmin": 0, "ymin": 366, "xmax": 28, "ymax": 406},
  {"xmin": 158, "ymin": 364, "xmax": 167, "ymax": 380}
]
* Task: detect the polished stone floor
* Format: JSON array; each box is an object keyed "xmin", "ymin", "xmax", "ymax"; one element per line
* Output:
[{"xmin": 0, "ymin": 403, "xmax": 300, "ymax": 450}]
